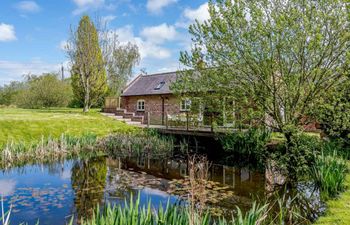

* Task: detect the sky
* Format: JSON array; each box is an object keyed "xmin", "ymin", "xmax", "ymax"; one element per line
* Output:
[{"xmin": 0, "ymin": 0, "xmax": 210, "ymax": 85}]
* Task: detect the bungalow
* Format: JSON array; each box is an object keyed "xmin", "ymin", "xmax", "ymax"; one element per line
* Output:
[{"xmin": 116, "ymin": 71, "xmax": 191, "ymax": 125}]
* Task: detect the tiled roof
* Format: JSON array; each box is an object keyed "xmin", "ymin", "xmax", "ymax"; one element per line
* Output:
[{"xmin": 121, "ymin": 71, "xmax": 177, "ymax": 96}]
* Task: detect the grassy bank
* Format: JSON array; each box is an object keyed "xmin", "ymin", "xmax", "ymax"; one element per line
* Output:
[
  {"xmin": 315, "ymin": 164, "xmax": 350, "ymax": 225},
  {"xmin": 0, "ymin": 108, "xmax": 135, "ymax": 147}
]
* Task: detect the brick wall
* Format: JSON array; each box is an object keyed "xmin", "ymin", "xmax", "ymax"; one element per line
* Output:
[{"xmin": 121, "ymin": 94, "xmax": 182, "ymax": 125}]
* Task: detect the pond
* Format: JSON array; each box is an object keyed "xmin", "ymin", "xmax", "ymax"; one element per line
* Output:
[{"xmin": 0, "ymin": 156, "xmax": 325, "ymax": 225}]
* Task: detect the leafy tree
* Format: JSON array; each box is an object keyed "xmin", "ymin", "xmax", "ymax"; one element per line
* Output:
[
  {"xmin": 99, "ymin": 28, "xmax": 140, "ymax": 97},
  {"xmin": 68, "ymin": 15, "xmax": 108, "ymax": 112},
  {"xmin": 0, "ymin": 81, "xmax": 25, "ymax": 106},
  {"xmin": 15, "ymin": 73, "xmax": 72, "ymax": 108},
  {"xmin": 174, "ymin": 0, "xmax": 350, "ymax": 143},
  {"xmin": 314, "ymin": 75, "xmax": 350, "ymax": 143}
]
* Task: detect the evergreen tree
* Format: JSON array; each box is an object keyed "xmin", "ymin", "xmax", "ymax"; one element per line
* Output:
[{"xmin": 69, "ymin": 15, "xmax": 107, "ymax": 112}]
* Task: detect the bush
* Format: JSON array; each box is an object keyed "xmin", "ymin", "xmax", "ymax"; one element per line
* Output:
[
  {"xmin": 14, "ymin": 73, "xmax": 73, "ymax": 108},
  {"xmin": 219, "ymin": 128, "xmax": 271, "ymax": 169},
  {"xmin": 310, "ymin": 151, "xmax": 348, "ymax": 199}
]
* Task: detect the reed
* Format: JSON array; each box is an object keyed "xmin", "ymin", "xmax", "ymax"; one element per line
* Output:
[
  {"xmin": 310, "ymin": 151, "xmax": 348, "ymax": 199},
  {"xmin": 99, "ymin": 133, "xmax": 174, "ymax": 158},
  {"xmin": 0, "ymin": 133, "xmax": 100, "ymax": 169}
]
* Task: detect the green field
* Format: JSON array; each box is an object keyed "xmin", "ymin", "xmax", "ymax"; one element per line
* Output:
[{"xmin": 0, "ymin": 108, "xmax": 135, "ymax": 146}]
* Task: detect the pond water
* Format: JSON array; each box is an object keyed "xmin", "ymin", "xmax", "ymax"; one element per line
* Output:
[{"xmin": 0, "ymin": 156, "xmax": 324, "ymax": 225}]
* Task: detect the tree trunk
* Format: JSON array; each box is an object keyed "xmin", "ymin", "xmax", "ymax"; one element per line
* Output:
[{"xmin": 83, "ymin": 91, "xmax": 90, "ymax": 112}]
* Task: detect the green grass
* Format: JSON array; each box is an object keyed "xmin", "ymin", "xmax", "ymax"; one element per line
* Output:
[
  {"xmin": 0, "ymin": 108, "xmax": 135, "ymax": 147},
  {"xmin": 315, "ymin": 163, "xmax": 350, "ymax": 225}
]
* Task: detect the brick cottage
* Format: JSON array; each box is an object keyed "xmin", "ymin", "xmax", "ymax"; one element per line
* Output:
[{"xmin": 116, "ymin": 72, "xmax": 191, "ymax": 125}]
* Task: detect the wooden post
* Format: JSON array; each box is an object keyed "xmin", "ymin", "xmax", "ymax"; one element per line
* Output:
[
  {"xmin": 147, "ymin": 112, "xmax": 150, "ymax": 128},
  {"xmin": 118, "ymin": 96, "xmax": 121, "ymax": 109},
  {"xmin": 165, "ymin": 113, "xmax": 169, "ymax": 129},
  {"xmin": 186, "ymin": 111, "xmax": 189, "ymax": 131}
]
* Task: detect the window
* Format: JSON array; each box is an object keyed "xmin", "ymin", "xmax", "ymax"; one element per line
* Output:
[
  {"xmin": 180, "ymin": 99, "xmax": 191, "ymax": 111},
  {"xmin": 154, "ymin": 81, "xmax": 165, "ymax": 90},
  {"xmin": 137, "ymin": 100, "xmax": 145, "ymax": 111}
]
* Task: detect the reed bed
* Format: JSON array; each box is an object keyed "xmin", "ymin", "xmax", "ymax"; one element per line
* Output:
[
  {"xmin": 99, "ymin": 133, "xmax": 174, "ymax": 158},
  {"xmin": 310, "ymin": 151, "xmax": 348, "ymax": 199}
]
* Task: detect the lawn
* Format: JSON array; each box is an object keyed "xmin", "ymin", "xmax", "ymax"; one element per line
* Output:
[{"xmin": 0, "ymin": 108, "xmax": 135, "ymax": 147}]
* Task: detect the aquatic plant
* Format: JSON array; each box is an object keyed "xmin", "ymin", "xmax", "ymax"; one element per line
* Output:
[
  {"xmin": 99, "ymin": 132, "xmax": 174, "ymax": 158},
  {"xmin": 0, "ymin": 133, "xmax": 100, "ymax": 169},
  {"xmin": 1, "ymin": 197, "xmax": 11, "ymax": 225},
  {"xmin": 219, "ymin": 128, "xmax": 271, "ymax": 169},
  {"xmin": 310, "ymin": 151, "xmax": 348, "ymax": 199},
  {"xmin": 80, "ymin": 194, "xmax": 271, "ymax": 225}
]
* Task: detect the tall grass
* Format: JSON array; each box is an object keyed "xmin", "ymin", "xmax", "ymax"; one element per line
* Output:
[
  {"xmin": 80, "ymin": 194, "xmax": 270, "ymax": 225},
  {"xmin": 310, "ymin": 151, "xmax": 348, "ymax": 198},
  {"xmin": 0, "ymin": 133, "xmax": 100, "ymax": 169},
  {"xmin": 99, "ymin": 133, "xmax": 174, "ymax": 158}
]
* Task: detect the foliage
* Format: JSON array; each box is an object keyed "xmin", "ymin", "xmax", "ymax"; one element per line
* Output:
[
  {"xmin": 219, "ymin": 128, "xmax": 271, "ymax": 169},
  {"xmin": 102, "ymin": 37, "xmax": 140, "ymax": 96},
  {"xmin": 68, "ymin": 15, "xmax": 108, "ymax": 112},
  {"xmin": 0, "ymin": 108, "xmax": 135, "ymax": 147},
  {"xmin": 0, "ymin": 133, "xmax": 101, "ymax": 169},
  {"xmin": 314, "ymin": 164, "xmax": 350, "ymax": 225},
  {"xmin": 14, "ymin": 73, "xmax": 72, "ymax": 108},
  {"xmin": 99, "ymin": 132, "xmax": 174, "ymax": 158},
  {"xmin": 174, "ymin": 0, "xmax": 350, "ymax": 142},
  {"xmin": 80, "ymin": 194, "xmax": 271, "ymax": 225},
  {"xmin": 313, "ymin": 74, "xmax": 350, "ymax": 145},
  {"xmin": 310, "ymin": 151, "xmax": 348, "ymax": 199},
  {"xmin": 0, "ymin": 81, "xmax": 25, "ymax": 106},
  {"xmin": 279, "ymin": 133, "xmax": 322, "ymax": 178}
]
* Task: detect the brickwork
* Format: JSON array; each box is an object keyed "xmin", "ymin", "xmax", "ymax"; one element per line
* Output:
[{"xmin": 121, "ymin": 94, "xmax": 182, "ymax": 125}]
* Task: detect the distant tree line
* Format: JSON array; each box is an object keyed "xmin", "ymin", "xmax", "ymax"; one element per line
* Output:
[{"xmin": 0, "ymin": 73, "xmax": 73, "ymax": 108}]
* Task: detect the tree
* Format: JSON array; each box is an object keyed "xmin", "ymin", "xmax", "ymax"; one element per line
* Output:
[
  {"xmin": 314, "ymin": 74, "xmax": 350, "ymax": 143},
  {"xmin": 174, "ymin": 0, "xmax": 350, "ymax": 143},
  {"xmin": 68, "ymin": 15, "xmax": 108, "ymax": 112},
  {"xmin": 14, "ymin": 73, "xmax": 72, "ymax": 108},
  {"xmin": 99, "ymin": 25, "xmax": 140, "ymax": 96},
  {"xmin": 0, "ymin": 81, "xmax": 25, "ymax": 106}
]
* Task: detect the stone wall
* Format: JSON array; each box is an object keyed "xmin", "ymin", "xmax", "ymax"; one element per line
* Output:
[{"xmin": 121, "ymin": 94, "xmax": 182, "ymax": 125}]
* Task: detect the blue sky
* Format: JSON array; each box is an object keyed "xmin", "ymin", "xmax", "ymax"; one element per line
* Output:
[{"xmin": 0, "ymin": 0, "xmax": 209, "ymax": 85}]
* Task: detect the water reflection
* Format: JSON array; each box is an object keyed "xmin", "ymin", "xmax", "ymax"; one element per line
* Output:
[
  {"xmin": 0, "ymin": 179, "xmax": 16, "ymax": 196},
  {"xmin": 71, "ymin": 157, "xmax": 107, "ymax": 220},
  {"xmin": 0, "ymin": 156, "xmax": 324, "ymax": 224}
]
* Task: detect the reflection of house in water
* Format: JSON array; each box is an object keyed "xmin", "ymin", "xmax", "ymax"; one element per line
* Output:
[{"xmin": 113, "ymin": 156, "xmax": 265, "ymax": 196}]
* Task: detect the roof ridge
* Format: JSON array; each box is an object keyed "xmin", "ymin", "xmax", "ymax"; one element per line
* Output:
[{"xmin": 141, "ymin": 71, "xmax": 177, "ymax": 77}]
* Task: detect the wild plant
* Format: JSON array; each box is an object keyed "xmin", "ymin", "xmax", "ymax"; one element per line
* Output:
[{"xmin": 310, "ymin": 150, "xmax": 347, "ymax": 199}]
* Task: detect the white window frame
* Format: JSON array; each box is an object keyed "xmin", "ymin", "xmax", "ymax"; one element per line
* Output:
[
  {"xmin": 180, "ymin": 98, "xmax": 191, "ymax": 111},
  {"xmin": 137, "ymin": 99, "xmax": 145, "ymax": 111}
]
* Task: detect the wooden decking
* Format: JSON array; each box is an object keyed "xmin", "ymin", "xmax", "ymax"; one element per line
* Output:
[{"xmin": 102, "ymin": 113, "xmax": 234, "ymax": 137}]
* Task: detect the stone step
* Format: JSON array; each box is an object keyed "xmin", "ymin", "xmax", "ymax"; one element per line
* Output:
[
  {"xmin": 131, "ymin": 116, "xmax": 144, "ymax": 123},
  {"xmin": 125, "ymin": 121, "xmax": 142, "ymax": 125},
  {"xmin": 123, "ymin": 113, "xmax": 134, "ymax": 119}
]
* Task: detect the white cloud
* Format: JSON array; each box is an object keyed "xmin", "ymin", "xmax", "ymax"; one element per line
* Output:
[
  {"xmin": 146, "ymin": 0, "xmax": 177, "ymax": 14},
  {"xmin": 176, "ymin": 3, "xmax": 210, "ymax": 29},
  {"xmin": 101, "ymin": 15, "xmax": 116, "ymax": 25},
  {"xmin": 72, "ymin": 0, "xmax": 105, "ymax": 15},
  {"xmin": 0, "ymin": 179, "xmax": 16, "ymax": 196},
  {"xmin": 113, "ymin": 25, "xmax": 171, "ymax": 60},
  {"xmin": 0, "ymin": 23, "xmax": 17, "ymax": 42},
  {"xmin": 59, "ymin": 40, "xmax": 69, "ymax": 51},
  {"xmin": 15, "ymin": 1, "xmax": 41, "ymax": 13},
  {"xmin": 141, "ymin": 23, "xmax": 178, "ymax": 44},
  {"xmin": 0, "ymin": 59, "xmax": 64, "ymax": 85}
]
